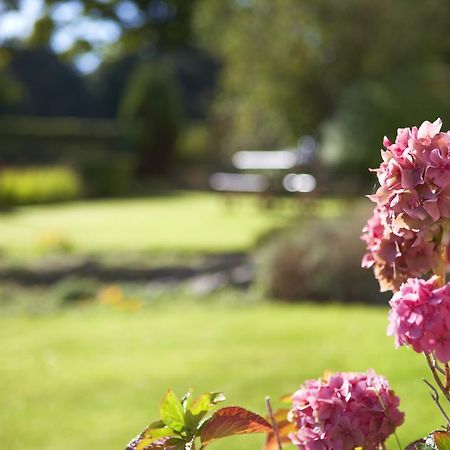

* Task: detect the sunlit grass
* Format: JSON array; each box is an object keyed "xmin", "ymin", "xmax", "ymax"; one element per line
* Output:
[
  {"xmin": 0, "ymin": 302, "xmax": 440, "ymax": 449},
  {"xmin": 0, "ymin": 192, "xmax": 351, "ymax": 259}
]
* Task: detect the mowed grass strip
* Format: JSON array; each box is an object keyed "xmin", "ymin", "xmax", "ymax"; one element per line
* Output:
[
  {"xmin": 0, "ymin": 192, "xmax": 301, "ymax": 257},
  {"xmin": 0, "ymin": 303, "xmax": 440, "ymax": 450}
]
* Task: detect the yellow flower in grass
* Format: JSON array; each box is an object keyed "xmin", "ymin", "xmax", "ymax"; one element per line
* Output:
[{"xmin": 97, "ymin": 285, "xmax": 143, "ymax": 311}]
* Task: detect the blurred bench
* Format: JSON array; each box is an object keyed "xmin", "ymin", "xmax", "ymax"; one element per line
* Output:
[
  {"xmin": 208, "ymin": 137, "xmax": 318, "ymax": 207},
  {"xmin": 209, "ymin": 172, "xmax": 269, "ymax": 193}
]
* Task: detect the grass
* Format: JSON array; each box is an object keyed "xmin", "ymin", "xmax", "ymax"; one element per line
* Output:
[
  {"xmin": 0, "ymin": 191, "xmax": 351, "ymax": 260},
  {"xmin": 0, "ymin": 301, "xmax": 442, "ymax": 450}
]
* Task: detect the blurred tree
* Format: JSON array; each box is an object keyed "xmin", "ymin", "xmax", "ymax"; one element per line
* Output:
[
  {"xmin": 91, "ymin": 54, "xmax": 140, "ymax": 118},
  {"xmin": 170, "ymin": 47, "xmax": 218, "ymax": 121},
  {"xmin": 119, "ymin": 59, "xmax": 182, "ymax": 175},
  {"xmin": 0, "ymin": 47, "xmax": 93, "ymax": 117},
  {"xmin": 92, "ymin": 47, "xmax": 217, "ymax": 119},
  {"xmin": 321, "ymin": 66, "xmax": 450, "ymax": 185},
  {"xmin": 194, "ymin": 0, "xmax": 450, "ymax": 162},
  {"xmin": 0, "ymin": 49, "xmax": 25, "ymax": 113},
  {"xmin": 5, "ymin": 0, "xmax": 450, "ymax": 182},
  {"xmin": 4, "ymin": 0, "xmax": 199, "ymax": 58}
]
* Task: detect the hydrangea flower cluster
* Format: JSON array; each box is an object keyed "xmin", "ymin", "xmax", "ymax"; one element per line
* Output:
[
  {"xmin": 362, "ymin": 118, "xmax": 450, "ymax": 291},
  {"xmin": 361, "ymin": 207, "xmax": 442, "ymax": 291},
  {"xmin": 388, "ymin": 276, "xmax": 450, "ymax": 362},
  {"xmin": 369, "ymin": 118, "xmax": 450, "ymax": 235},
  {"xmin": 288, "ymin": 370, "xmax": 404, "ymax": 450}
]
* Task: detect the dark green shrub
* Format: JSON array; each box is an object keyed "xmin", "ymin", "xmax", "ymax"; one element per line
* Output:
[
  {"xmin": 119, "ymin": 59, "xmax": 183, "ymax": 176},
  {"xmin": 77, "ymin": 151, "xmax": 136, "ymax": 198},
  {"xmin": 257, "ymin": 205, "xmax": 387, "ymax": 303},
  {"xmin": 0, "ymin": 166, "xmax": 81, "ymax": 206},
  {"xmin": 51, "ymin": 278, "xmax": 98, "ymax": 304},
  {"xmin": 176, "ymin": 122, "xmax": 211, "ymax": 167}
]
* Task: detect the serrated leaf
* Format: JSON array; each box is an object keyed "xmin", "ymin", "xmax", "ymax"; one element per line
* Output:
[
  {"xmin": 160, "ymin": 390, "xmax": 186, "ymax": 433},
  {"xmin": 200, "ymin": 406, "xmax": 272, "ymax": 446},
  {"xmin": 185, "ymin": 392, "xmax": 226, "ymax": 432},
  {"xmin": 434, "ymin": 431, "xmax": 450, "ymax": 450},
  {"xmin": 265, "ymin": 409, "xmax": 295, "ymax": 450}
]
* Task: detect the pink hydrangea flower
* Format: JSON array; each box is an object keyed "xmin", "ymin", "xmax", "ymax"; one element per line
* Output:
[
  {"xmin": 361, "ymin": 207, "xmax": 442, "ymax": 292},
  {"xmin": 388, "ymin": 276, "xmax": 450, "ymax": 362},
  {"xmin": 369, "ymin": 118, "xmax": 450, "ymax": 235},
  {"xmin": 288, "ymin": 370, "xmax": 404, "ymax": 450}
]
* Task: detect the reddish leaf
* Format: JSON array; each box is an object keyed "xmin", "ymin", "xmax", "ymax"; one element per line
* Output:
[
  {"xmin": 434, "ymin": 431, "xmax": 450, "ymax": 450},
  {"xmin": 200, "ymin": 406, "xmax": 272, "ymax": 446},
  {"xmin": 266, "ymin": 432, "xmax": 294, "ymax": 450},
  {"xmin": 266, "ymin": 408, "xmax": 290, "ymax": 423},
  {"xmin": 265, "ymin": 409, "xmax": 295, "ymax": 450}
]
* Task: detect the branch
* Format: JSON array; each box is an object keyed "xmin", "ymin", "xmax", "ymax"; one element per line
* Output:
[
  {"xmin": 425, "ymin": 353, "xmax": 450, "ymax": 404},
  {"xmin": 265, "ymin": 397, "xmax": 282, "ymax": 450},
  {"xmin": 446, "ymin": 363, "xmax": 450, "ymax": 391},
  {"xmin": 431, "ymin": 354, "xmax": 446, "ymax": 376},
  {"xmin": 422, "ymin": 378, "xmax": 450, "ymax": 424}
]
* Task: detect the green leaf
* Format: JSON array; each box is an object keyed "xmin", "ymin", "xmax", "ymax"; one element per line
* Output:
[
  {"xmin": 160, "ymin": 390, "xmax": 186, "ymax": 433},
  {"xmin": 200, "ymin": 406, "xmax": 272, "ymax": 446},
  {"xmin": 164, "ymin": 437, "xmax": 189, "ymax": 450},
  {"xmin": 434, "ymin": 431, "xmax": 450, "ymax": 450},
  {"xmin": 135, "ymin": 435, "xmax": 173, "ymax": 450},
  {"xmin": 185, "ymin": 392, "xmax": 226, "ymax": 432},
  {"xmin": 126, "ymin": 422, "xmax": 177, "ymax": 450},
  {"xmin": 131, "ymin": 421, "xmax": 177, "ymax": 450}
]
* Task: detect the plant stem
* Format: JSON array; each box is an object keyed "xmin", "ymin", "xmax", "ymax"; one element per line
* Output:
[
  {"xmin": 431, "ymin": 354, "xmax": 446, "ymax": 376},
  {"xmin": 265, "ymin": 396, "xmax": 283, "ymax": 450},
  {"xmin": 433, "ymin": 222, "xmax": 449, "ymax": 287},
  {"xmin": 445, "ymin": 363, "xmax": 450, "ymax": 391},
  {"xmin": 422, "ymin": 378, "xmax": 450, "ymax": 424},
  {"xmin": 392, "ymin": 432, "xmax": 402, "ymax": 450},
  {"xmin": 438, "ymin": 223, "xmax": 449, "ymax": 283},
  {"xmin": 425, "ymin": 353, "xmax": 450, "ymax": 404},
  {"xmin": 424, "ymin": 223, "xmax": 450, "ymax": 410}
]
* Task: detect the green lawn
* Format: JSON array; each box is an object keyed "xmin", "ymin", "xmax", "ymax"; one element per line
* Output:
[
  {"xmin": 0, "ymin": 192, "xmax": 351, "ymax": 260},
  {"xmin": 0, "ymin": 192, "xmax": 305, "ymax": 258},
  {"xmin": 0, "ymin": 302, "xmax": 441, "ymax": 450}
]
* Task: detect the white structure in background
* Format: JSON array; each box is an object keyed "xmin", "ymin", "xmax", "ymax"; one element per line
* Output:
[
  {"xmin": 282, "ymin": 173, "xmax": 317, "ymax": 193},
  {"xmin": 208, "ymin": 135, "xmax": 317, "ymax": 194},
  {"xmin": 232, "ymin": 149, "xmax": 297, "ymax": 170},
  {"xmin": 209, "ymin": 173, "xmax": 268, "ymax": 193},
  {"xmin": 232, "ymin": 135, "xmax": 317, "ymax": 171}
]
